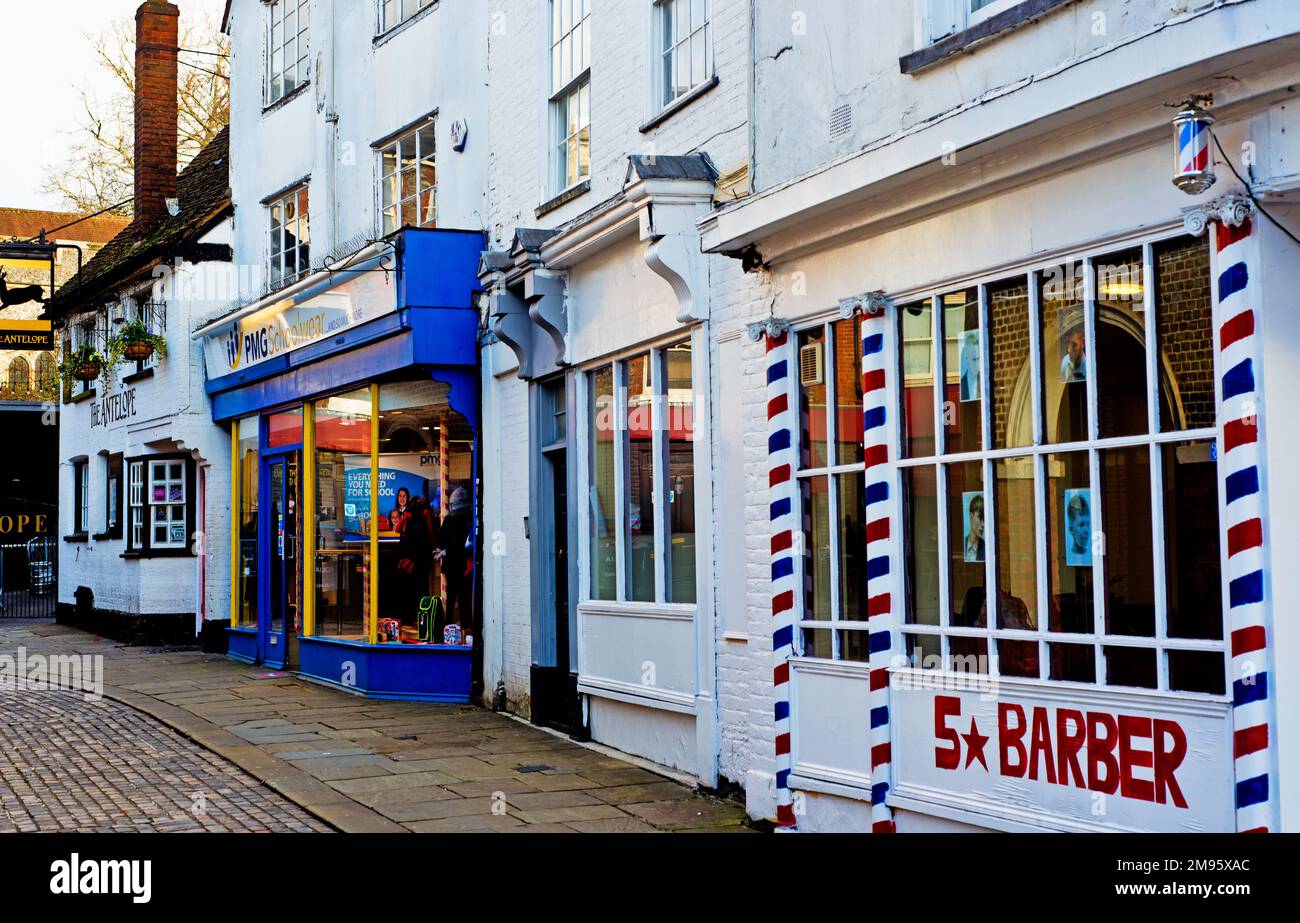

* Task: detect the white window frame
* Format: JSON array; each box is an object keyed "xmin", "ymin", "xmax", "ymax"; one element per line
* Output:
[
  {"xmin": 790, "ymin": 316, "xmax": 871, "ymax": 662},
  {"xmin": 266, "ymin": 0, "xmax": 310, "ymax": 106},
  {"xmin": 267, "ymin": 184, "xmax": 310, "ymax": 288},
  {"xmin": 148, "ymin": 460, "xmax": 188, "ymax": 550},
  {"xmin": 129, "ymin": 461, "xmax": 145, "ymax": 550},
  {"xmin": 378, "ymin": 120, "xmax": 437, "ymax": 236},
  {"xmin": 581, "ymin": 337, "xmax": 696, "ymax": 607},
  {"xmin": 924, "ymin": 0, "xmax": 1023, "ymax": 43},
  {"xmin": 379, "ymin": 0, "xmax": 435, "ymax": 34},
  {"xmin": 75, "ymin": 460, "xmax": 89, "ymax": 535},
  {"xmin": 549, "ymin": 0, "xmax": 591, "ymax": 194},
  {"xmin": 655, "ymin": 0, "xmax": 712, "ymax": 110},
  {"xmin": 887, "ymin": 228, "xmax": 1229, "ymax": 697}
]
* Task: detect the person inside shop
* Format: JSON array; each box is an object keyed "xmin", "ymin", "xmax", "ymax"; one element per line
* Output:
[
  {"xmin": 393, "ymin": 490, "xmax": 432, "ymax": 629},
  {"xmin": 434, "ymin": 485, "xmax": 471, "ymax": 634}
]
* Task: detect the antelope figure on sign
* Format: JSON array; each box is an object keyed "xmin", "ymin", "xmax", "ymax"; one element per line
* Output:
[{"xmin": 0, "ymin": 270, "xmax": 45, "ymax": 307}]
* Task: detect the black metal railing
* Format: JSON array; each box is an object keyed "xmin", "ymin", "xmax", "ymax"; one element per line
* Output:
[{"xmin": 0, "ymin": 537, "xmax": 56, "ymax": 619}]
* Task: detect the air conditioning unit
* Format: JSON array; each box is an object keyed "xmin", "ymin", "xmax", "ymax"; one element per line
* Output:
[{"xmin": 799, "ymin": 341, "xmax": 823, "ymax": 387}]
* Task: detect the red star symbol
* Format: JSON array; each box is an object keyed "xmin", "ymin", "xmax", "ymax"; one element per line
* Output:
[{"xmin": 962, "ymin": 718, "xmax": 990, "ymax": 771}]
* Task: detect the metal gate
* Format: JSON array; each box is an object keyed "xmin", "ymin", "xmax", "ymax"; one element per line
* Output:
[{"xmin": 0, "ymin": 537, "xmax": 56, "ymax": 619}]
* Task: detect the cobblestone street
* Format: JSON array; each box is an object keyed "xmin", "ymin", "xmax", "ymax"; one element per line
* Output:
[
  {"xmin": 0, "ymin": 623, "xmax": 752, "ymax": 833},
  {"xmin": 0, "ymin": 686, "xmax": 330, "ymax": 833}
]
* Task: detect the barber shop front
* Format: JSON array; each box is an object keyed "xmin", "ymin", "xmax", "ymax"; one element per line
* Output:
[{"xmin": 197, "ymin": 229, "xmax": 484, "ymax": 701}]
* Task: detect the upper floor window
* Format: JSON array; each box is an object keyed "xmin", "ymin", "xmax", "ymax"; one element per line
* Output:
[
  {"xmin": 267, "ymin": 0, "xmax": 310, "ymax": 105},
  {"xmin": 926, "ymin": 0, "xmax": 1023, "ymax": 42},
  {"xmin": 381, "ymin": 0, "xmax": 435, "ymax": 33},
  {"xmin": 267, "ymin": 184, "xmax": 310, "ymax": 288},
  {"xmin": 657, "ymin": 0, "xmax": 711, "ymax": 108},
  {"xmin": 550, "ymin": 0, "xmax": 591, "ymax": 192},
  {"xmin": 379, "ymin": 121, "xmax": 437, "ymax": 235}
]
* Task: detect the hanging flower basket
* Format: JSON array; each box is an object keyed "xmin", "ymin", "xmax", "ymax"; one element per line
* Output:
[
  {"xmin": 107, "ymin": 317, "xmax": 168, "ymax": 370},
  {"xmin": 123, "ymin": 341, "xmax": 155, "ymax": 361},
  {"xmin": 73, "ymin": 361, "xmax": 102, "ymax": 382}
]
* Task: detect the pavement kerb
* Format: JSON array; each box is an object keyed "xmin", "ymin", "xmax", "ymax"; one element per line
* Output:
[{"xmin": 98, "ymin": 682, "xmax": 408, "ymax": 833}]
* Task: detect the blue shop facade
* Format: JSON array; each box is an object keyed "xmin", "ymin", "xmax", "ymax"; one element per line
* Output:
[{"xmin": 197, "ymin": 229, "xmax": 484, "ymax": 701}]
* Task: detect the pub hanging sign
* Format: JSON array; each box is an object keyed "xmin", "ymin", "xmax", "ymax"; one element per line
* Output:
[{"xmin": 0, "ymin": 319, "xmax": 54, "ymax": 350}]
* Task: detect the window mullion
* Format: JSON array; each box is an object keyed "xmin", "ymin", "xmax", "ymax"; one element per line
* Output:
[
  {"xmin": 983, "ymin": 454, "xmax": 998, "ymax": 676},
  {"xmin": 1033, "ymin": 452, "xmax": 1050, "ymax": 674},
  {"xmin": 650, "ymin": 349, "xmax": 669, "ymax": 604},
  {"xmin": 612, "ymin": 361, "xmax": 628, "ymax": 603}
]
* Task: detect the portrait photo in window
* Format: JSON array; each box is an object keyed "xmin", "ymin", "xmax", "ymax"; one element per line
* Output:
[
  {"xmin": 962, "ymin": 490, "xmax": 985, "ymax": 564},
  {"xmin": 958, "ymin": 329, "xmax": 980, "ymax": 403},
  {"xmin": 1064, "ymin": 487, "xmax": 1092, "ymax": 567}
]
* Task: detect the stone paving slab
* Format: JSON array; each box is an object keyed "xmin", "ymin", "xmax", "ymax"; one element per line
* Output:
[{"xmin": 0, "ymin": 623, "xmax": 753, "ymax": 834}]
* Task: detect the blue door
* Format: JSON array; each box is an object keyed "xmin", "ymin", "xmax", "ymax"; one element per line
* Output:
[{"xmin": 259, "ymin": 451, "xmax": 301, "ymax": 668}]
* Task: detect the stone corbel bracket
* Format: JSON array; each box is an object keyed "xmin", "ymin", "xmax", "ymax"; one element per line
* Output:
[
  {"xmin": 1183, "ymin": 193, "xmax": 1255, "ymax": 237},
  {"xmin": 478, "ymin": 251, "xmax": 534, "ymax": 380},
  {"xmin": 524, "ymin": 272, "xmax": 567, "ymax": 363},
  {"xmin": 625, "ymin": 154, "xmax": 718, "ymax": 325}
]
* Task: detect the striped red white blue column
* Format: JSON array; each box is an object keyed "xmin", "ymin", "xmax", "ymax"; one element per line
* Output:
[
  {"xmin": 765, "ymin": 326, "xmax": 798, "ymax": 828},
  {"xmin": 1212, "ymin": 215, "xmax": 1278, "ymax": 833},
  {"xmin": 861, "ymin": 301, "xmax": 896, "ymax": 834}
]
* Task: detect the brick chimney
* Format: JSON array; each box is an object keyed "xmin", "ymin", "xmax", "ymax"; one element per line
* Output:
[{"xmin": 132, "ymin": 1, "xmax": 179, "ymax": 229}]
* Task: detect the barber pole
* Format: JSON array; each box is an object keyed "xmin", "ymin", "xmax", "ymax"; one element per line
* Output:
[
  {"xmin": 1172, "ymin": 102, "xmax": 1217, "ymax": 195},
  {"xmin": 1211, "ymin": 214, "xmax": 1278, "ymax": 833},
  {"xmin": 766, "ymin": 328, "xmax": 798, "ymax": 828},
  {"xmin": 861, "ymin": 302, "xmax": 896, "ymax": 833}
]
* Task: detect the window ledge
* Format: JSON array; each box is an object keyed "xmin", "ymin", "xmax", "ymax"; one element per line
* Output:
[
  {"xmin": 70, "ymin": 388, "xmax": 97, "ymax": 404},
  {"xmin": 121, "ymin": 549, "xmax": 194, "ymax": 560},
  {"xmin": 262, "ymin": 81, "xmax": 310, "ymax": 116},
  {"xmin": 122, "ymin": 367, "xmax": 154, "ymax": 385},
  {"xmin": 639, "ymin": 75, "xmax": 720, "ymax": 134},
  {"xmin": 373, "ymin": 1, "xmax": 439, "ymax": 48},
  {"xmin": 63, "ymin": 533, "xmax": 89, "ymax": 544},
  {"xmin": 900, "ymin": 0, "xmax": 1079, "ymax": 76},
  {"xmin": 535, "ymin": 179, "xmax": 592, "ymax": 219}
]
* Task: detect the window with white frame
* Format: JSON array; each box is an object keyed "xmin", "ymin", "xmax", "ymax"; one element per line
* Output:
[
  {"xmin": 380, "ymin": 0, "xmax": 435, "ymax": 33},
  {"xmin": 73, "ymin": 460, "xmax": 89, "ymax": 535},
  {"xmin": 550, "ymin": 0, "xmax": 591, "ymax": 193},
  {"xmin": 791, "ymin": 315, "xmax": 870, "ymax": 660},
  {"xmin": 267, "ymin": 0, "xmax": 310, "ymax": 105},
  {"xmin": 657, "ymin": 0, "xmax": 711, "ymax": 109},
  {"xmin": 128, "ymin": 461, "xmax": 145, "ymax": 549},
  {"xmin": 586, "ymin": 338, "xmax": 697, "ymax": 606},
  {"xmin": 148, "ymin": 459, "xmax": 188, "ymax": 550},
  {"xmin": 926, "ymin": 0, "xmax": 1024, "ymax": 42},
  {"xmin": 379, "ymin": 121, "xmax": 437, "ymax": 235},
  {"xmin": 894, "ymin": 233, "xmax": 1226, "ymax": 695},
  {"xmin": 267, "ymin": 184, "xmax": 310, "ymax": 288}
]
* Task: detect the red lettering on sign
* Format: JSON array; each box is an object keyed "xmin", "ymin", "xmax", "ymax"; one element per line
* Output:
[
  {"xmin": 1153, "ymin": 719, "xmax": 1189, "ymax": 808},
  {"xmin": 934, "ymin": 695, "xmax": 961, "ymax": 770},
  {"xmin": 1118, "ymin": 715, "xmax": 1155, "ymax": 803},
  {"xmin": 1086, "ymin": 712, "xmax": 1119, "ymax": 795},
  {"xmin": 1028, "ymin": 707, "xmax": 1058, "ymax": 784},
  {"xmin": 1056, "ymin": 709, "xmax": 1087, "ymax": 788},
  {"xmin": 998, "ymin": 703, "xmax": 1027, "ymax": 778}
]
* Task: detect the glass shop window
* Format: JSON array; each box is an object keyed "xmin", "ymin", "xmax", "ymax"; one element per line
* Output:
[
  {"xmin": 312, "ymin": 391, "xmax": 372, "ymax": 640},
  {"xmin": 375, "ymin": 380, "xmax": 476, "ymax": 644},
  {"xmin": 896, "ymin": 234, "xmax": 1226, "ymax": 693},
  {"xmin": 791, "ymin": 315, "xmax": 872, "ymax": 661},
  {"xmin": 584, "ymin": 337, "xmax": 698, "ymax": 607},
  {"xmin": 237, "ymin": 417, "xmax": 260, "ymax": 630}
]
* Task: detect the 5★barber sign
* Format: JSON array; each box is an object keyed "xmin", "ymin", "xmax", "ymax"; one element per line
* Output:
[{"xmin": 889, "ymin": 672, "xmax": 1236, "ymax": 832}]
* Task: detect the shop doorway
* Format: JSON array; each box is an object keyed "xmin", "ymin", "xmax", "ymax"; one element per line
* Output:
[
  {"xmin": 260, "ymin": 451, "xmax": 301, "ymax": 669},
  {"xmin": 530, "ymin": 377, "xmax": 583, "ymax": 735}
]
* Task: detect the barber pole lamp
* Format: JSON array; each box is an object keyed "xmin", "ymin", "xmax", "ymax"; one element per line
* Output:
[{"xmin": 1171, "ymin": 99, "xmax": 1217, "ymax": 195}]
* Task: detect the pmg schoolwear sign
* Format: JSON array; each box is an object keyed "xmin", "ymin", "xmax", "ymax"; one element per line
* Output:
[
  {"xmin": 202, "ymin": 263, "xmax": 396, "ymax": 380},
  {"xmin": 889, "ymin": 670, "xmax": 1236, "ymax": 832}
]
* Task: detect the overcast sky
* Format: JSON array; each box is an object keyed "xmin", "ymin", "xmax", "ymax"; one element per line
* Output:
[{"xmin": 0, "ymin": 0, "xmax": 226, "ymax": 212}]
